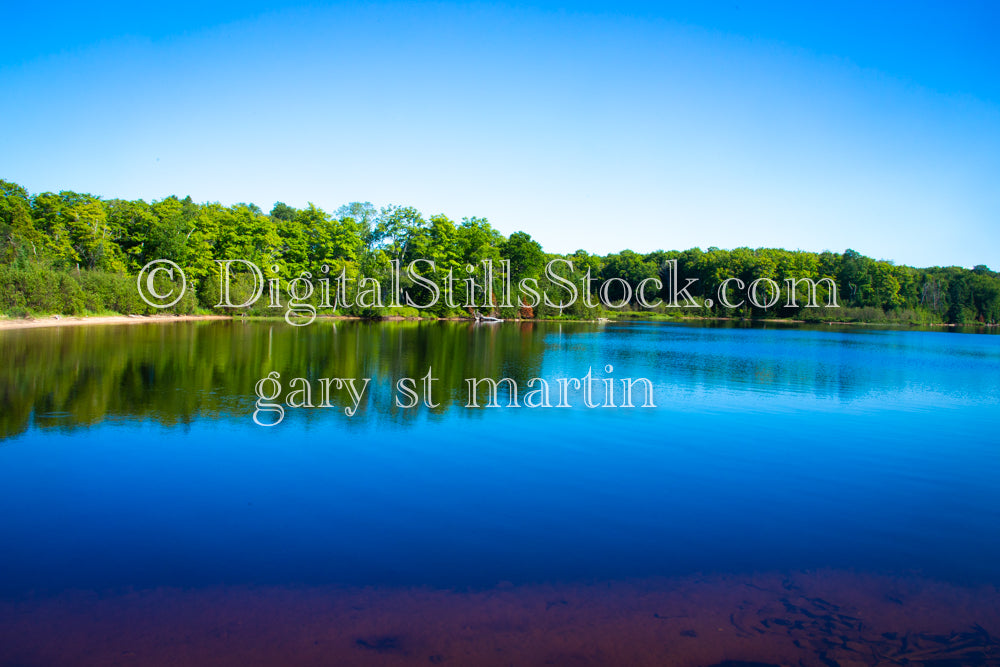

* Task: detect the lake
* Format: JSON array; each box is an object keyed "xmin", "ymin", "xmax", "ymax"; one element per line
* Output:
[{"xmin": 1, "ymin": 319, "xmax": 999, "ymax": 666}]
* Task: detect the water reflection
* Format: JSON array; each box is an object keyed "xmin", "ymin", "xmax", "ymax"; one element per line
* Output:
[{"xmin": 2, "ymin": 320, "xmax": 999, "ymax": 440}]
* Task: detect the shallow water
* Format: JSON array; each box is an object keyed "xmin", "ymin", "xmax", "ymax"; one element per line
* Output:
[{"xmin": 1, "ymin": 320, "xmax": 999, "ymax": 664}]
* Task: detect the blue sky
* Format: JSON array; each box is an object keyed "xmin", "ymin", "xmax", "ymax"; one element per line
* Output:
[{"xmin": 1, "ymin": 1, "xmax": 998, "ymax": 268}]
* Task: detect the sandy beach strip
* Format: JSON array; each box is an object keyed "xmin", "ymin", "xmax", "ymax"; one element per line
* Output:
[{"xmin": 0, "ymin": 314, "xmax": 235, "ymax": 331}]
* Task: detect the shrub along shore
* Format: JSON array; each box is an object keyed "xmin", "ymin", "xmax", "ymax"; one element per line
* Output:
[{"xmin": 2, "ymin": 179, "xmax": 998, "ymax": 326}]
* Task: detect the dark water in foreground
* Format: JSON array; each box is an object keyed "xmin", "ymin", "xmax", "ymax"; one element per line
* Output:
[{"xmin": 1, "ymin": 320, "xmax": 999, "ymax": 665}]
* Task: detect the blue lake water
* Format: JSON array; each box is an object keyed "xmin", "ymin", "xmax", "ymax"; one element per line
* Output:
[{"xmin": 2, "ymin": 320, "xmax": 998, "ymax": 599}]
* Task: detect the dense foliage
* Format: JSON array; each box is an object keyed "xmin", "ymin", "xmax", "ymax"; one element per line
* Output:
[{"xmin": 1, "ymin": 179, "xmax": 997, "ymax": 324}]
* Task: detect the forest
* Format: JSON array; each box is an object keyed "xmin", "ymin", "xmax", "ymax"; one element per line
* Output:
[{"xmin": 1, "ymin": 178, "xmax": 998, "ymax": 325}]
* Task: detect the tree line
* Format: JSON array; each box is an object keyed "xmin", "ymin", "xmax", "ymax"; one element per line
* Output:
[{"xmin": 1, "ymin": 179, "xmax": 997, "ymax": 324}]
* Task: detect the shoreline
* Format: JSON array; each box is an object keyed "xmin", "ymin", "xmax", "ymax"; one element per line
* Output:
[
  {"xmin": 0, "ymin": 314, "xmax": 234, "ymax": 331},
  {"xmin": 0, "ymin": 312, "xmax": 992, "ymax": 332}
]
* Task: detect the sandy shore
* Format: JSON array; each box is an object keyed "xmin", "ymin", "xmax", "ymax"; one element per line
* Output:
[
  {"xmin": 0, "ymin": 314, "xmax": 234, "ymax": 331},
  {"xmin": 0, "ymin": 314, "xmax": 438, "ymax": 331}
]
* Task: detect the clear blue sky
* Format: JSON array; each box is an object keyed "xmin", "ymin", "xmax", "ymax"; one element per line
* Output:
[{"xmin": 1, "ymin": 1, "xmax": 998, "ymax": 268}]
